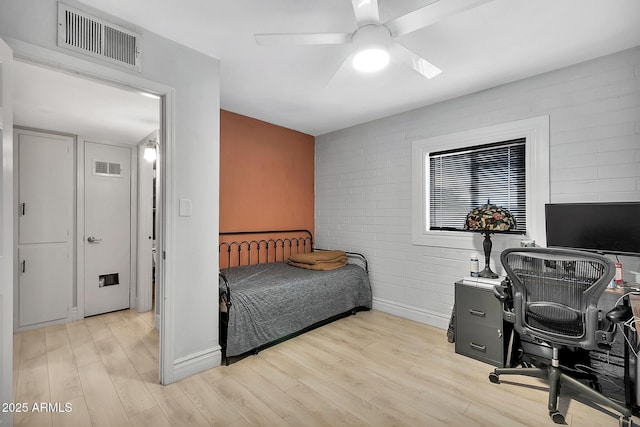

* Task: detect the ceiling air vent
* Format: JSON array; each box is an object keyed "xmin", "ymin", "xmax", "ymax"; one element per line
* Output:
[{"xmin": 57, "ymin": 3, "xmax": 141, "ymax": 71}]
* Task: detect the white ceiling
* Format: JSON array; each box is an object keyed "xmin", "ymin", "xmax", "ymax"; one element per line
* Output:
[
  {"xmin": 12, "ymin": 0, "xmax": 640, "ymax": 139},
  {"xmin": 13, "ymin": 61, "xmax": 160, "ymax": 144}
]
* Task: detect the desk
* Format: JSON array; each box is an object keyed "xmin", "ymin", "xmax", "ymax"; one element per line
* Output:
[
  {"xmin": 625, "ymin": 291, "xmax": 640, "ymax": 411},
  {"xmin": 603, "ymin": 286, "xmax": 640, "ymax": 412}
]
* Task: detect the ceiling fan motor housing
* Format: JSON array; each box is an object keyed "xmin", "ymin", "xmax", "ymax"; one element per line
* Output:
[{"xmin": 351, "ymin": 24, "xmax": 392, "ymax": 50}]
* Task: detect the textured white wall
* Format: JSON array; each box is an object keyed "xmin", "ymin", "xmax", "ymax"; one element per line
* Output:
[{"xmin": 315, "ymin": 47, "xmax": 640, "ymax": 329}]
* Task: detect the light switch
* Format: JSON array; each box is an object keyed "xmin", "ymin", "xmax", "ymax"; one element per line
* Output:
[{"xmin": 179, "ymin": 199, "xmax": 192, "ymax": 217}]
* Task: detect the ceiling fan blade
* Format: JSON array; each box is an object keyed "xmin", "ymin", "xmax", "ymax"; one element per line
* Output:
[
  {"xmin": 385, "ymin": 0, "xmax": 493, "ymax": 38},
  {"xmin": 391, "ymin": 42, "xmax": 442, "ymax": 79},
  {"xmin": 351, "ymin": 0, "xmax": 380, "ymax": 26},
  {"xmin": 254, "ymin": 32, "xmax": 351, "ymax": 46}
]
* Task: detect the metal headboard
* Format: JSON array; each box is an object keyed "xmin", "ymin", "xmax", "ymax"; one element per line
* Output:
[{"xmin": 219, "ymin": 229, "xmax": 313, "ymax": 269}]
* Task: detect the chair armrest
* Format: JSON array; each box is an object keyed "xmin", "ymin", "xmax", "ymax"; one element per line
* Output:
[
  {"xmin": 493, "ymin": 283, "xmax": 516, "ymax": 324},
  {"xmin": 493, "ymin": 284, "xmax": 508, "ymax": 303},
  {"xmin": 606, "ymin": 305, "xmax": 633, "ymax": 324}
]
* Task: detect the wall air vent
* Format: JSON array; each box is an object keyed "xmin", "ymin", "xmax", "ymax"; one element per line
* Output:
[
  {"xmin": 57, "ymin": 3, "xmax": 142, "ymax": 71},
  {"xmin": 94, "ymin": 160, "xmax": 123, "ymax": 177}
]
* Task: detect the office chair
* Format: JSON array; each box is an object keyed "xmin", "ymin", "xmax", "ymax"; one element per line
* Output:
[{"xmin": 488, "ymin": 247, "xmax": 633, "ymax": 427}]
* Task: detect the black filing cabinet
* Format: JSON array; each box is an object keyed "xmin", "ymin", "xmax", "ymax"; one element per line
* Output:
[{"xmin": 455, "ymin": 280, "xmax": 511, "ymax": 367}]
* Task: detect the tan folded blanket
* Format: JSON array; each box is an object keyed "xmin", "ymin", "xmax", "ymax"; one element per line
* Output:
[
  {"xmin": 287, "ymin": 259, "xmax": 347, "ymax": 271},
  {"xmin": 288, "ymin": 250, "xmax": 347, "ymax": 265}
]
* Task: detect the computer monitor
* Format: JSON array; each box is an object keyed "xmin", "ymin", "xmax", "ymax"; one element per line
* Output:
[{"xmin": 545, "ymin": 202, "xmax": 640, "ymax": 256}]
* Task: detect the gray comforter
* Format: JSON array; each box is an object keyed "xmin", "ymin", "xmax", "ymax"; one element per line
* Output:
[{"xmin": 220, "ymin": 262, "xmax": 372, "ymax": 357}]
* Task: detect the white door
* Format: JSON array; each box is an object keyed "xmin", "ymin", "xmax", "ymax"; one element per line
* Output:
[
  {"xmin": 18, "ymin": 245, "xmax": 69, "ymax": 325},
  {"xmin": 0, "ymin": 36, "xmax": 14, "ymax": 427},
  {"xmin": 84, "ymin": 141, "xmax": 132, "ymax": 316},
  {"xmin": 17, "ymin": 130, "xmax": 72, "ymax": 327},
  {"xmin": 18, "ymin": 132, "xmax": 73, "ymax": 244},
  {"xmin": 136, "ymin": 141, "xmax": 154, "ymax": 312}
]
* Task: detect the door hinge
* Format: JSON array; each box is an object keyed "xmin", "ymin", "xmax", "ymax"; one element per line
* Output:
[
  {"xmin": 19, "ymin": 202, "xmax": 26, "ymax": 216},
  {"xmin": 163, "ymin": 251, "xmax": 166, "ymax": 260}
]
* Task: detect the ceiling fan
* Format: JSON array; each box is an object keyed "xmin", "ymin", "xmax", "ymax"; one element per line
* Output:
[{"xmin": 254, "ymin": 0, "xmax": 494, "ymax": 81}]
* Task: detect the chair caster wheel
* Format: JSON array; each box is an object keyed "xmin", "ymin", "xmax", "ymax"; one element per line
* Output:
[
  {"xmin": 619, "ymin": 416, "xmax": 632, "ymax": 427},
  {"xmin": 549, "ymin": 411, "xmax": 564, "ymax": 424},
  {"xmin": 589, "ymin": 380, "xmax": 602, "ymax": 393},
  {"xmin": 488, "ymin": 372, "xmax": 500, "ymax": 384}
]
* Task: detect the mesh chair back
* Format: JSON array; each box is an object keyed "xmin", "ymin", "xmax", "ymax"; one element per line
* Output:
[{"xmin": 501, "ymin": 248, "xmax": 615, "ymax": 349}]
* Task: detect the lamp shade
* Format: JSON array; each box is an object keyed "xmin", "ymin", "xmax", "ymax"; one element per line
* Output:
[
  {"xmin": 464, "ymin": 202, "xmax": 516, "ymax": 232},
  {"xmin": 144, "ymin": 141, "xmax": 158, "ymax": 162},
  {"xmin": 464, "ymin": 201, "xmax": 516, "ymax": 279}
]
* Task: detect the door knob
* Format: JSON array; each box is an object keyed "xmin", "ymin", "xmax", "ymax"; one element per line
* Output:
[{"xmin": 87, "ymin": 236, "xmax": 102, "ymax": 243}]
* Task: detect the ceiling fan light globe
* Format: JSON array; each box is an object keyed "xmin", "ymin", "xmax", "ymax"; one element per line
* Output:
[{"xmin": 353, "ymin": 48, "xmax": 390, "ymax": 72}]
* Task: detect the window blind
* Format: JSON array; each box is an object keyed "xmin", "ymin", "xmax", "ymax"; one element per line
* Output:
[{"xmin": 429, "ymin": 138, "xmax": 526, "ymax": 233}]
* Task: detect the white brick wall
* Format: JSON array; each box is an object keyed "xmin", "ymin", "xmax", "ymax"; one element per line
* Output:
[{"xmin": 315, "ymin": 47, "xmax": 640, "ymax": 329}]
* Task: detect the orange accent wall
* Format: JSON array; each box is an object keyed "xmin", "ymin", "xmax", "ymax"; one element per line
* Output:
[{"xmin": 220, "ymin": 110, "xmax": 315, "ymax": 234}]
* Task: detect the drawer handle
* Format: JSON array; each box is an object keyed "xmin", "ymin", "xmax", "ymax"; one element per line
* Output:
[
  {"xmin": 469, "ymin": 342, "xmax": 486, "ymax": 352},
  {"xmin": 469, "ymin": 309, "xmax": 486, "ymax": 318}
]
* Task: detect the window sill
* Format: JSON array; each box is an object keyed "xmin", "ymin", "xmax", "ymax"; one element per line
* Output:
[{"xmin": 412, "ymin": 230, "xmax": 527, "ymax": 251}]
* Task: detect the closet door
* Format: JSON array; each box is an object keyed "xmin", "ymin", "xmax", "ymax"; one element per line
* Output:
[
  {"xmin": 18, "ymin": 132, "xmax": 72, "ymax": 244},
  {"xmin": 18, "ymin": 245, "xmax": 69, "ymax": 325},
  {"xmin": 16, "ymin": 130, "xmax": 73, "ymax": 328}
]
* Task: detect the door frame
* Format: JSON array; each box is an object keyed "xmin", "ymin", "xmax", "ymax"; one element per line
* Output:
[
  {"xmin": 77, "ymin": 138, "xmax": 138, "ymax": 319},
  {"xmin": 7, "ymin": 38, "xmax": 175, "ymax": 384},
  {"xmin": 136, "ymin": 133, "xmax": 157, "ymax": 315},
  {"xmin": 0, "ymin": 35, "xmax": 14, "ymax": 427}
]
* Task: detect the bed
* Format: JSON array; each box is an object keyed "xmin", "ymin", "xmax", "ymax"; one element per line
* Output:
[{"xmin": 219, "ymin": 230, "xmax": 372, "ymax": 364}]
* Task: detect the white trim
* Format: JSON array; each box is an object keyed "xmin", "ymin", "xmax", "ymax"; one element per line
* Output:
[
  {"xmin": 0, "ymin": 37, "xmax": 14, "ymax": 426},
  {"xmin": 76, "ymin": 139, "xmax": 86, "ymax": 318},
  {"xmin": 136, "ymin": 132, "xmax": 157, "ymax": 314},
  {"xmin": 172, "ymin": 346, "xmax": 221, "ymax": 383},
  {"xmin": 158, "ymin": 91, "xmax": 174, "ymax": 384},
  {"xmin": 372, "ymin": 297, "xmax": 449, "ymax": 330},
  {"xmin": 130, "ymin": 144, "xmax": 138, "ymax": 312},
  {"xmin": 411, "ymin": 115, "xmax": 550, "ymax": 250}
]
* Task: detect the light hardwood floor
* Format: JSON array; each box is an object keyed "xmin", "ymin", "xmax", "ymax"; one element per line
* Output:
[{"xmin": 12, "ymin": 309, "xmax": 638, "ymax": 426}]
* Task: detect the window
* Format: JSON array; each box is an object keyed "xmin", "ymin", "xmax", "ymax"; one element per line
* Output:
[
  {"xmin": 429, "ymin": 139, "xmax": 526, "ymax": 233},
  {"xmin": 411, "ymin": 116, "xmax": 549, "ymax": 249}
]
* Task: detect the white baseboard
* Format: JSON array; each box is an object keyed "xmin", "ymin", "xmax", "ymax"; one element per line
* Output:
[
  {"xmin": 372, "ymin": 297, "xmax": 450, "ymax": 330},
  {"xmin": 16, "ymin": 306, "xmax": 77, "ymax": 332},
  {"xmin": 172, "ymin": 346, "xmax": 221, "ymax": 382}
]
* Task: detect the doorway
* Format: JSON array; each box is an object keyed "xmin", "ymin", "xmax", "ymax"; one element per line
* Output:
[{"xmin": 12, "ymin": 59, "xmax": 162, "ymax": 357}]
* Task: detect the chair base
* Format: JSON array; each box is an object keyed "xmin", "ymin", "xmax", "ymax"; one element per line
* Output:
[{"xmin": 489, "ymin": 365, "xmax": 633, "ymax": 426}]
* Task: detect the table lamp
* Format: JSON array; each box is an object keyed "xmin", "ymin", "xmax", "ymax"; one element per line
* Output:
[{"xmin": 464, "ymin": 201, "xmax": 516, "ymax": 278}]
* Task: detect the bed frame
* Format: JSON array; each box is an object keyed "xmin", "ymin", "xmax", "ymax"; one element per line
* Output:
[
  {"xmin": 219, "ymin": 229, "xmax": 314, "ymax": 269},
  {"xmin": 218, "ymin": 229, "xmax": 370, "ymax": 365}
]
